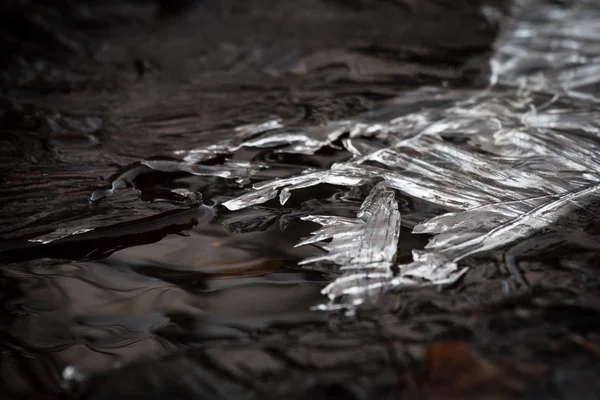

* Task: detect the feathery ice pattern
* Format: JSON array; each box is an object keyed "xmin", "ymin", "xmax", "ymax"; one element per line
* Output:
[{"xmin": 221, "ymin": 0, "xmax": 600, "ymax": 312}]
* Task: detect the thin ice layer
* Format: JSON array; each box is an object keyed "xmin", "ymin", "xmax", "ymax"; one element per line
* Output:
[
  {"xmin": 46, "ymin": 0, "xmax": 600, "ymax": 311},
  {"xmin": 222, "ymin": 0, "xmax": 600, "ymax": 311},
  {"xmin": 223, "ymin": 86, "xmax": 600, "ymax": 305},
  {"xmin": 491, "ymin": 0, "xmax": 600, "ymax": 99}
]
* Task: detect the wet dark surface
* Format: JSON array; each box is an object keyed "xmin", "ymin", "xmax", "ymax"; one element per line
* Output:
[{"xmin": 2, "ymin": 0, "xmax": 600, "ymax": 399}]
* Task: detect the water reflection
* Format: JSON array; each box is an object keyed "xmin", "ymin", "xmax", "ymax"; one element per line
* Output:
[{"xmin": 0, "ymin": 220, "xmax": 328, "ymax": 398}]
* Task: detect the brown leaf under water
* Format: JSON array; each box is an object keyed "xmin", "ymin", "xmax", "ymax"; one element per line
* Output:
[{"xmin": 417, "ymin": 341, "xmax": 546, "ymax": 400}]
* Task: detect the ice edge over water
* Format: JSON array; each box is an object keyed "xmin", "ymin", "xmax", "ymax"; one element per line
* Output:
[{"xmin": 222, "ymin": 0, "xmax": 600, "ymax": 312}]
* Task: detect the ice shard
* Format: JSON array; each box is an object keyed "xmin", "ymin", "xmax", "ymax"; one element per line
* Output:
[{"xmin": 295, "ymin": 183, "xmax": 401, "ymax": 312}]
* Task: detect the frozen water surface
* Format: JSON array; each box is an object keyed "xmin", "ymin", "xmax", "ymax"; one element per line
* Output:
[{"xmin": 4, "ymin": 0, "xmax": 600, "ymax": 398}]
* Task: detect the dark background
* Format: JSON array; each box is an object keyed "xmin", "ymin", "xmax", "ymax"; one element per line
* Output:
[{"xmin": 2, "ymin": 1, "xmax": 600, "ymax": 399}]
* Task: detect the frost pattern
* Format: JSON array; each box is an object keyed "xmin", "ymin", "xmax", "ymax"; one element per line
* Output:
[{"xmin": 221, "ymin": 0, "xmax": 600, "ymax": 311}]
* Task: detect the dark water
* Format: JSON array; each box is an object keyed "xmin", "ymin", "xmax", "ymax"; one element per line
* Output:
[
  {"xmin": 0, "ymin": 149, "xmax": 436, "ymax": 399},
  {"xmin": 1, "ymin": 219, "xmax": 322, "ymax": 364},
  {"xmin": 5, "ymin": 1, "xmax": 600, "ymax": 400},
  {"xmin": 0, "ymin": 209, "xmax": 328, "ymax": 395}
]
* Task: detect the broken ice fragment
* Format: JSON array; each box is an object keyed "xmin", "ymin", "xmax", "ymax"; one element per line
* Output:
[
  {"xmin": 141, "ymin": 159, "xmax": 268, "ymax": 183},
  {"xmin": 295, "ymin": 183, "xmax": 401, "ymax": 309}
]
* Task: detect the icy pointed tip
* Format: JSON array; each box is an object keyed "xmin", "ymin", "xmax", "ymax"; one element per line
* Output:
[
  {"xmin": 411, "ymin": 224, "xmax": 427, "ymax": 234},
  {"xmin": 89, "ymin": 188, "xmax": 110, "ymax": 202},
  {"xmin": 293, "ymin": 240, "xmax": 312, "ymax": 249},
  {"xmin": 297, "ymin": 255, "xmax": 326, "ymax": 265},
  {"xmin": 310, "ymin": 302, "xmax": 353, "ymax": 314},
  {"xmin": 279, "ymin": 188, "xmax": 291, "ymax": 205},
  {"xmin": 222, "ymin": 200, "xmax": 244, "ymax": 210}
]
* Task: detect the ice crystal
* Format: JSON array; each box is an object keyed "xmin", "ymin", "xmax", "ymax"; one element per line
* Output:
[{"xmin": 221, "ymin": 0, "xmax": 600, "ymax": 311}]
